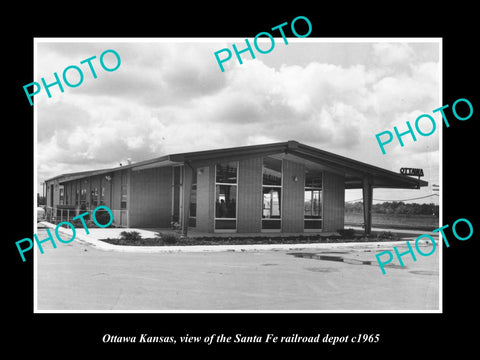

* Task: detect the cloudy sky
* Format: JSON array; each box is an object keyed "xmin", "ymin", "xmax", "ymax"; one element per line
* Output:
[{"xmin": 35, "ymin": 38, "xmax": 441, "ymax": 204}]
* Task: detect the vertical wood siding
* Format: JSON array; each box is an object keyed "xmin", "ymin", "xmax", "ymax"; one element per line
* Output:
[
  {"xmin": 196, "ymin": 166, "xmax": 211, "ymax": 232},
  {"xmin": 322, "ymin": 171, "xmax": 345, "ymax": 232},
  {"xmin": 111, "ymin": 172, "xmax": 122, "ymax": 211},
  {"xmin": 104, "ymin": 175, "xmax": 112, "ymax": 209},
  {"xmin": 208, "ymin": 165, "xmax": 216, "ymax": 232},
  {"xmin": 172, "ymin": 166, "xmax": 181, "ymax": 222},
  {"xmin": 64, "ymin": 182, "xmax": 71, "ymax": 205},
  {"xmin": 282, "ymin": 159, "xmax": 305, "ymax": 232},
  {"xmin": 129, "ymin": 167, "xmax": 173, "ymax": 228},
  {"xmin": 50, "ymin": 181, "xmax": 59, "ymax": 207},
  {"xmin": 237, "ymin": 157, "xmax": 263, "ymax": 233}
]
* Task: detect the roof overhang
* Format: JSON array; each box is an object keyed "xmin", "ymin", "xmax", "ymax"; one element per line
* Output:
[
  {"xmin": 46, "ymin": 168, "xmax": 117, "ymax": 184},
  {"xmin": 45, "ymin": 140, "xmax": 428, "ymax": 190},
  {"xmin": 290, "ymin": 142, "xmax": 428, "ymax": 189},
  {"xmin": 130, "ymin": 159, "xmax": 183, "ymax": 171},
  {"xmin": 175, "ymin": 140, "xmax": 427, "ymax": 190}
]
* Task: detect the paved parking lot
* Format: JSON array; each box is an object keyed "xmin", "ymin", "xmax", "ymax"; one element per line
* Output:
[{"xmin": 35, "ymin": 229, "xmax": 439, "ymax": 311}]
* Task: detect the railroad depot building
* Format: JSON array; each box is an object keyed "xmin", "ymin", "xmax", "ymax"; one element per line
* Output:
[{"xmin": 44, "ymin": 141, "xmax": 427, "ymax": 235}]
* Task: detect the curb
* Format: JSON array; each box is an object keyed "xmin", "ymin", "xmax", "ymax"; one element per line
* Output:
[{"xmin": 41, "ymin": 221, "xmax": 438, "ymax": 254}]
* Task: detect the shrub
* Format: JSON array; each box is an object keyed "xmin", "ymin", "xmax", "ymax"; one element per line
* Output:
[
  {"xmin": 376, "ymin": 231, "xmax": 396, "ymax": 240},
  {"xmin": 337, "ymin": 228, "xmax": 356, "ymax": 238},
  {"xmin": 155, "ymin": 232, "xmax": 180, "ymax": 245},
  {"xmin": 94, "ymin": 209, "xmax": 112, "ymax": 227},
  {"xmin": 120, "ymin": 231, "xmax": 142, "ymax": 241}
]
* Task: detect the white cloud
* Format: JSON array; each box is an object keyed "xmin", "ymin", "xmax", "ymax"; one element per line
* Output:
[
  {"xmin": 372, "ymin": 43, "xmax": 416, "ymax": 67},
  {"xmin": 37, "ymin": 40, "xmax": 441, "ymax": 200}
]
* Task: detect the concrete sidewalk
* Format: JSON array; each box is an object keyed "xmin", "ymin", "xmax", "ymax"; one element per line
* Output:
[{"xmin": 39, "ymin": 221, "xmax": 438, "ymax": 254}]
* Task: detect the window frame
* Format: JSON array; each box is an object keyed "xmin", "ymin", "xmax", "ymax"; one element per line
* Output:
[
  {"xmin": 59, "ymin": 185, "xmax": 65, "ymax": 205},
  {"xmin": 261, "ymin": 157, "xmax": 283, "ymax": 232},
  {"xmin": 214, "ymin": 162, "xmax": 238, "ymax": 232},
  {"xmin": 189, "ymin": 168, "xmax": 198, "ymax": 228},
  {"xmin": 91, "ymin": 186, "xmax": 99, "ymax": 207},
  {"xmin": 304, "ymin": 171, "xmax": 323, "ymax": 231},
  {"xmin": 120, "ymin": 173, "xmax": 128, "ymax": 210},
  {"xmin": 80, "ymin": 180, "xmax": 87, "ymax": 207}
]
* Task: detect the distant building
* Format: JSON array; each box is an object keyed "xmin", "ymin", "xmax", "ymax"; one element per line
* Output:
[{"xmin": 44, "ymin": 140, "xmax": 427, "ymax": 235}]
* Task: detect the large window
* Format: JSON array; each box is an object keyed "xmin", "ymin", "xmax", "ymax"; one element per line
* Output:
[
  {"xmin": 121, "ymin": 173, "xmax": 127, "ymax": 209},
  {"xmin": 215, "ymin": 162, "xmax": 237, "ymax": 231},
  {"xmin": 304, "ymin": 170, "xmax": 322, "ymax": 230},
  {"xmin": 75, "ymin": 182, "xmax": 79, "ymax": 206},
  {"xmin": 80, "ymin": 180, "xmax": 87, "ymax": 208},
  {"xmin": 189, "ymin": 168, "xmax": 197, "ymax": 227},
  {"xmin": 100, "ymin": 186, "xmax": 105, "ymax": 205},
  {"xmin": 262, "ymin": 157, "xmax": 282, "ymax": 230},
  {"xmin": 91, "ymin": 187, "xmax": 99, "ymax": 207},
  {"xmin": 59, "ymin": 185, "xmax": 65, "ymax": 205},
  {"xmin": 100, "ymin": 178, "xmax": 105, "ymax": 205}
]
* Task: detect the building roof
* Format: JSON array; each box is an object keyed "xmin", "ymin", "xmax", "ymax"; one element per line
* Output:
[{"xmin": 46, "ymin": 140, "xmax": 428, "ymax": 189}]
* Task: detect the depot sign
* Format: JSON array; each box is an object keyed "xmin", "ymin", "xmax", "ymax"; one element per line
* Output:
[{"xmin": 400, "ymin": 168, "xmax": 424, "ymax": 176}]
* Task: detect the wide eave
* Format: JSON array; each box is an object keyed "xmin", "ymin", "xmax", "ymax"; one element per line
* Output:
[{"xmin": 46, "ymin": 140, "xmax": 427, "ymax": 189}]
